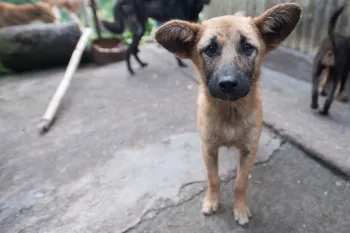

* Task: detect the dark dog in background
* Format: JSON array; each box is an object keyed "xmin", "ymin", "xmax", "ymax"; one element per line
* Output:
[
  {"xmin": 102, "ymin": 0, "xmax": 210, "ymax": 75},
  {"xmin": 311, "ymin": 3, "xmax": 350, "ymax": 115}
]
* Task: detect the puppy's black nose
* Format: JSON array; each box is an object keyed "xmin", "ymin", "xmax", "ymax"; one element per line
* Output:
[{"xmin": 218, "ymin": 76, "xmax": 238, "ymax": 93}]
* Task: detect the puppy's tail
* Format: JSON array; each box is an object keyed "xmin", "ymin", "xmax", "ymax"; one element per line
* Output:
[{"xmin": 328, "ymin": 3, "xmax": 347, "ymax": 52}]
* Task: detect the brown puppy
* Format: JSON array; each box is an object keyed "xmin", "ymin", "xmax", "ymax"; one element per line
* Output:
[
  {"xmin": 155, "ymin": 3, "xmax": 301, "ymax": 225},
  {"xmin": 0, "ymin": 1, "xmax": 56, "ymax": 28}
]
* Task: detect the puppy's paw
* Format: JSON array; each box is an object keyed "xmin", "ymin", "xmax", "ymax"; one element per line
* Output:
[
  {"xmin": 201, "ymin": 195, "xmax": 219, "ymax": 215},
  {"xmin": 234, "ymin": 203, "xmax": 251, "ymax": 225}
]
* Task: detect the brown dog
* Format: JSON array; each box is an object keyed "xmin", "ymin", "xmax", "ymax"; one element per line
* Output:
[
  {"xmin": 0, "ymin": 1, "xmax": 56, "ymax": 28},
  {"xmin": 155, "ymin": 3, "xmax": 301, "ymax": 225}
]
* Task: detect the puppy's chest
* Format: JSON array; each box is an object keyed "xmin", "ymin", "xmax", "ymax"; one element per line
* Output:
[{"xmin": 201, "ymin": 110, "xmax": 251, "ymax": 145}]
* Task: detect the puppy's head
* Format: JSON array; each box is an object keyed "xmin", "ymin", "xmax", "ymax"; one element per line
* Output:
[{"xmin": 155, "ymin": 3, "xmax": 301, "ymax": 101}]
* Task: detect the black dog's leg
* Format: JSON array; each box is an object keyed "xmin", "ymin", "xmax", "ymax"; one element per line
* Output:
[
  {"xmin": 311, "ymin": 64, "xmax": 324, "ymax": 109},
  {"xmin": 126, "ymin": 31, "xmax": 147, "ymax": 75},
  {"xmin": 130, "ymin": 2, "xmax": 148, "ymax": 70},
  {"xmin": 125, "ymin": 45, "xmax": 134, "ymax": 75},
  {"xmin": 132, "ymin": 41, "xmax": 148, "ymax": 68},
  {"xmin": 320, "ymin": 68, "xmax": 338, "ymax": 115},
  {"xmin": 320, "ymin": 70, "xmax": 331, "ymax": 96},
  {"xmin": 176, "ymin": 57, "xmax": 187, "ymax": 67}
]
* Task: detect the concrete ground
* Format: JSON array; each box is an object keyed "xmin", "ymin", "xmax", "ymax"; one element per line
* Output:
[
  {"xmin": 0, "ymin": 44, "xmax": 349, "ymax": 233},
  {"xmin": 129, "ymin": 143, "xmax": 350, "ymax": 233}
]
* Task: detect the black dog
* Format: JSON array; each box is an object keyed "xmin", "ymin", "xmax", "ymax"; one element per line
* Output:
[
  {"xmin": 311, "ymin": 3, "xmax": 350, "ymax": 115},
  {"xmin": 102, "ymin": 0, "xmax": 210, "ymax": 75}
]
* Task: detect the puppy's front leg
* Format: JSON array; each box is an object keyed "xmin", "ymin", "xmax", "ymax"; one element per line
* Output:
[
  {"xmin": 233, "ymin": 143, "xmax": 258, "ymax": 225},
  {"xmin": 201, "ymin": 143, "xmax": 220, "ymax": 215}
]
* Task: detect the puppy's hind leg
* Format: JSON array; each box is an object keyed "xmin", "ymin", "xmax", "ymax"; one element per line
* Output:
[
  {"xmin": 201, "ymin": 143, "xmax": 220, "ymax": 215},
  {"xmin": 320, "ymin": 67, "xmax": 338, "ymax": 115},
  {"xmin": 311, "ymin": 64, "xmax": 324, "ymax": 109}
]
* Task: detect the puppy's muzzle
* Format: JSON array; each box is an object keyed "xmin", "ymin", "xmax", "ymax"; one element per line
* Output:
[
  {"xmin": 218, "ymin": 76, "xmax": 239, "ymax": 94},
  {"xmin": 208, "ymin": 67, "xmax": 252, "ymax": 101}
]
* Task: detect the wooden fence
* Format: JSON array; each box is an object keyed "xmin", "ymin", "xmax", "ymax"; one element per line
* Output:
[{"xmin": 202, "ymin": 0, "xmax": 350, "ymax": 54}]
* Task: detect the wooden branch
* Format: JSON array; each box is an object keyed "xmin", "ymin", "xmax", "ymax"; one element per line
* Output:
[
  {"xmin": 39, "ymin": 27, "xmax": 93, "ymax": 133},
  {"xmin": 80, "ymin": 0, "xmax": 90, "ymax": 27}
]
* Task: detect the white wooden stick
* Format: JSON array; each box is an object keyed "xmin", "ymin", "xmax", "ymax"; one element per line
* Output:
[
  {"xmin": 69, "ymin": 12, "xmax": 83, "ymax": 29},
  {"xmin": 39, "ymin": 27, "xmax": 93, "ymax": 133},
  {"xmin": 80, "ymin": 0, "xmax": 90, "ymax": 27}
]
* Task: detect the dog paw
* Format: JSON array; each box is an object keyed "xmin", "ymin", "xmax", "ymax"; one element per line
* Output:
[
  {"xmin": 201, "ymin": 195, "xmax": 219, "ymax": 215},
  {"xmin": 319, "ymin": 109, "xmax": 328, "ymax": 116},
  {"xmin": 234, "ymin": 204, "xmax": 251, "ymax": 225},
  {"xmin": 311, "ymin": 103, "xmax": 318, "ymax": 109},
  {"xmin": 128, "ymin": 69, "xmax": 135, "ymax": 75},
  {"xmin": 320, "ymin": 90, "xmax": 328, "ymax": 96}
]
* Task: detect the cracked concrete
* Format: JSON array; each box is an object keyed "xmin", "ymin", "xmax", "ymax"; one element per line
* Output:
[
  {"xmin": 127, "ymin": 143, "xmax": 350, "ymax": 233},
  {"xmin": 0, "ymin": 46, "xmax": 280, "ymax": 233},
  {"xmin": 1, "ymin": 44, "xmax": 349, "ymax": 233},
  {"xmin": 110, "ymin": 129, "xmax": 280, "ymax": 233},
  {"xmin": 0, "ymin": 128, "xmax": 281, "ymax": 233},
  {"xmin": 260, "ymin": 67, "xmax": 350, "ymax": 177}
]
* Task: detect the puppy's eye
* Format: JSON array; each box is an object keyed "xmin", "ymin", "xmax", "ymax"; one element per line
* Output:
[
  {"xmin": 204, "ymin": 44, "xmax": 217, "ymax": 57},
  {"xmin": 242, "ymin": 43, "xmax": 254, "ymax": 55}
]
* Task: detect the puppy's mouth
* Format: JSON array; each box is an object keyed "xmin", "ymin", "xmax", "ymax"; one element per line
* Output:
[{"xmin": 207, "ymin": 75, "xmax": 251, "ymax": 101}]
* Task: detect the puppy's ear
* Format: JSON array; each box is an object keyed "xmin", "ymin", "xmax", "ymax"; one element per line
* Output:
[
  {"xmin": 254, "ymin": 3, "xmax": 301, "ymax": 52},
  {"xmin": 155, "ymin": 20, "xmax": 200, "ymax": 59}
]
